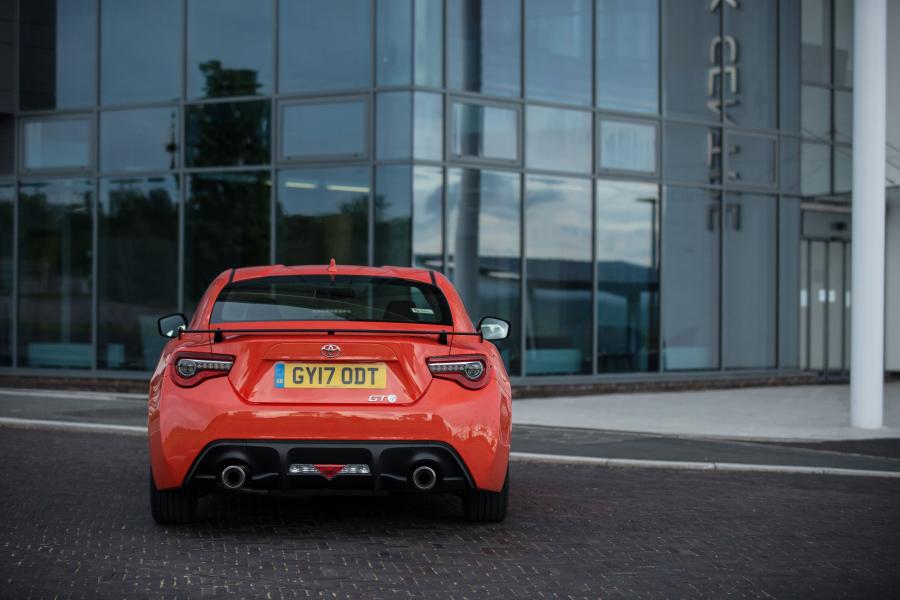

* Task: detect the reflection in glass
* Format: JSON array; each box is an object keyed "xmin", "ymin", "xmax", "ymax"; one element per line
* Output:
[
  {"xmin": 800, "ymin": 141, "xmax": 830, "ymax": 196},
  {"xmin": 377, "ymin": 0, "xmax": 443, "ymax": 87},
  {"xmin": 376, "ymin": 92, "xmax": 442, "ymax": 161},
  {"xmin": 448, "ymin": 0, "xmax": 521, "ymax": 97},
  {"xmin": 186, "ymin": 101, "xmax": 270, "ymax": 167},
  {"xmin": 800, "ymin": 85, "xmax": 830, "ymax": 141},
  {"xmin": 833, "ymin": 146, "xmax": 851, "ymax": 194},
  {"xmin": 833, "ymin": 0, "xmax": 853, "ymax": 88},
  {"xmin": 781, "ymin": 136, "xmax": 801, "ymax": 194},
  {"xmin": 526, "ymin": 106, "xmax": 591, "ymax": 174},
  {"xmin": 779, "ymin": 197, "xmax": 801, "ymax": 368},
  {"xmin": 277, "ymin": 167, "xmax": 369, "ymax": 266},
  {"xmin": 833, "ymin": 90, "xmax": 852, "ymax": 145},
  {"xmin": 98, "ymin": 177, "xmax": 179, "ymax": 370},
  {"xmin": 279, "ymin": 0, "xmax": 371, "ymax": 93},
  {"xmin": 779, "ymin": 0, "xmax": 802, "ymax": 133},
  {"xmin": 447, "ymin": 168, "xmax": 521, "ymax": 373},
  {"xmin": 724, "ymin": 0, "xmax": 776, "ymax": 129},
  {"xmin": 451, "ymin": 102, "xmax": 518, "ymax": 162},
  {"xmin": 661, "ymin": 187, "xmax": 720, "ymax": 370},
  {"xmin": 0, "ymin": 185, "xmax": 12, "ymax": 365},
  {"xmin": 282, "ymin": 99, "xmax": 367, "ymax": 160},
  {"xmin": 723, "ymin": 193, "xmax": 776, "ymax": 369},
  {"xmin": 23, "ymin": 117, "xmax": 91, "ymax": 170},
  {"xmin": 597, "ymin": 0, "xmax": 658, "ymax": 114},
  {"xmin": 598, "ymin": 120, "xmax": 656, "ymax": 173},
  {"xmin": 525, "ymin": 0, "xmax": 591, "ymax": 105},
  {"xmin": 801, "ymin": 0, "xmax": 830, "ymax": 85},
  {"xmin": 596, "ymin": 181, "xmax": 659, "ymax": 372},
  {"xmin": 19, "ymin": 0, "xmax": 96, "ymax": 110},
  {"xmin": 100, "ymin": 108, "xmax": 179, "ymax": 172},
  {"xmin": 374, "ymin": 166, "xmax": 444, "ymax": 269},
  {"xmin": 101, "ymin": 0, "xmax": 181, "ymax": 104},
  {"xmin": 524, "ymin": 175, "xmax": 591, "ymax": 375},
  {"xmin": 187, "ymin": 0, "xmax": 273, "ymax": 98},
  {"xmin": 18, "ymin": 180, "xmax": 93, "ymax": 368},
  {"xmin": 663, "ymin": 123, "xmax": 721, "ymax": 184},
  {"xmin": 663, "ymin": 0, "xmax": 719, "ymax": 122},
  {"xmin": 726, "ymin": 134, "xmax": 776, "ymax": 187},
  {"xmin": 184, "ymin": 172, "xmax": 270, "ymax": 308}
]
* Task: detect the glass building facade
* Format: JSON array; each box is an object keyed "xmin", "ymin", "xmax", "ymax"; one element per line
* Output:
[{"xmin": 0, "ymin": 0, "xmax": 859, "ymax": 381}]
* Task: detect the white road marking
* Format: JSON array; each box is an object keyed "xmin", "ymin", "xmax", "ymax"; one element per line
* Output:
[
  {"xmin": 1, "ymin": 418, "xmax": 897, "ymax": 479},
  {"xmin": 0, "ymin": 388, "xmax": 145, "ymax": 401}
]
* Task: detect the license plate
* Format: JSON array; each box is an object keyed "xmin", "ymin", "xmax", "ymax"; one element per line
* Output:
[{"xmin": 274, "ymin": 363, "xmax": 387, "ymax": 389}]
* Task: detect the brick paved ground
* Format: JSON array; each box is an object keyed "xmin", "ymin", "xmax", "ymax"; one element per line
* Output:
[{"xmin": 1, "ymin": 426, "xmax": 899, "ymax": 599}]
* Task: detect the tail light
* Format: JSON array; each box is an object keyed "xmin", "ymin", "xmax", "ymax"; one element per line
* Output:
[
  {"xmin": 427, "ymin": 354, "xmax": 489, "ymax": 389},
  {"xmin": 170, "ymin": 352, "xmax": 234, "ymax": 387}
]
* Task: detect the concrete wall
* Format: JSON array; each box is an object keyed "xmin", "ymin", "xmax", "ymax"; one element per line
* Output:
[{"xmin": 886, "ymin": 0, "xmax": 900, "ymax": 372}]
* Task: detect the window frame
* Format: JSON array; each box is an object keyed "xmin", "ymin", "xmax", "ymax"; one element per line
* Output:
[
  {"xmin": 18, "ymin": 113, "xmax": 95, "ymax": 174},
  {"xmin": 447, "ymin": 96, "xmax": 522, "ymax": 167},
  {"xmin": 277, "ymin": 95, "xmax": 371, "ymax": 164}
]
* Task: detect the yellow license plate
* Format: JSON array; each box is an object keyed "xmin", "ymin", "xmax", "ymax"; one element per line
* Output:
[{"xmin": 275, "ymin": 363, "xmax": 387, "ymax": 389}]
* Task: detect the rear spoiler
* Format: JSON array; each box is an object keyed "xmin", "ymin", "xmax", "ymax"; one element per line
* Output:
[{"xmin": 179, "ymin": 328, "xmax": 483, "ymax": 345}]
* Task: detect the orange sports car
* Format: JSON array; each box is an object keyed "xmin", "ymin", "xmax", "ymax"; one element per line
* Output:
[{"xmin": 148, "ymin": 262, "xmax": 512, "ymax": 524}]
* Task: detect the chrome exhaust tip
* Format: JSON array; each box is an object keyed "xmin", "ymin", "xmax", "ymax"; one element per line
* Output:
[
  {"xmin": 411, "ymin": 465, "xmax": 437, "ymax": 491},
  {"xmin": 220, "ymin": 465, "xmax": 248, "ymax": 490}
]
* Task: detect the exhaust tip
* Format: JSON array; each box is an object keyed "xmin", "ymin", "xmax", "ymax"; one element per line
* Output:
[
  {"xmin": 221, "ymin": 465, "xmax": 248, "ymax": 490},
  {"xmin": 411, "ymin": 465, "xmax": 437, "ymax": 491}
]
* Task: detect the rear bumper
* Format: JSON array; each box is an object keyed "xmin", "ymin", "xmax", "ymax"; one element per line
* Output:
[
  {"xmin": 148, "ymin": 374, "xmax": 511, "ymax": 493},
  {"xmin": 184, "ymin": 440, "xmax": 474, "ymax": 493}
]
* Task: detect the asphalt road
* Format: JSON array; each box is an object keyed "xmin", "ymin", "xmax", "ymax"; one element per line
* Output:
[{"xmin": 1, "ymin": 426, "xmax": 899, "ymax": 599}]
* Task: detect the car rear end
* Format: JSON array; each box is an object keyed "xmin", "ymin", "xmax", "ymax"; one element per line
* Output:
[{"xmin": 148, "ymin": 266, "xmax": 511, "ymax": 523}]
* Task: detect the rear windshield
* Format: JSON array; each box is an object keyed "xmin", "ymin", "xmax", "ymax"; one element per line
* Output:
[{"xmin": 211, "ymin": 275, "xmax": 452, "ymax": 325}]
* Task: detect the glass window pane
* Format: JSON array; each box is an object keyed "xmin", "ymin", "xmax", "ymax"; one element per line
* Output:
[
  {"xmin": 451, "ymin": 101, "xmax": 518, "ymax": 162},
  {"xmin": 597, "ymin": 0, "xmax": 658, "ymax": 114},
  {"xmin": 374, "ymin": 166, "xmax": 443, "ymax": 269},
  {"xmin": 98, "ymin": 177, "xmax": 179, "ymax": 370},
  {"xmin": 663, "ymin": 0, "xmax": 720, "ymax": 122},
  {"xmin": 779, "ymin": 0, "xmax": 801, "ymax": 132},
  {"xmin": 833, "ymin": 146, "xmax": 851, "ymax": 195},
  {"xmin": 101, "ymin": 0, "xmax": 181, "ymax": 104},
  {"xmin": 0, "ymin": 184, "xmax": 12, "ymax": 365},
  {"xmin": 376, "ymin": 92, "xmax": 442, "ymax": 161},
  {"xmin": 662, "ymin": 187, "xmax": 720, "ymax": 370},
  {"xmin": 283, "ymin": 99, "xmax": 366, "ymax": 161},
  {"xmin": 526, "ymin": 106, "xmax": 591, "ymax": 173},
  {"xmin": 779, "ymin": 196, "xmax": 801, "ymax": 368},
  {"xmin": 724, "ymin": 0, "xmax": 776, "ymax": 129},
  {"xmin": 23, "ymin": 117, "xmax": 90, "ymax": 170},
  {"xmin": 834, "ymin": 90, "xmax": 852, "ymax": 145},
  {"xmin": 833, "ymin": 0, "xmax": 853, "ymax": 88},
  {"xmin": 447, "ymin": 168, "xmax": 521, "ymax": 374},
  {"xmin": 185, "ymin": 172, "xmax": 270, "ymax": 308},
  {"xmin": 186, "ymin": 100, "xmax": 270, "ymax": 167},
  {"xmin": 448, "ymin": 0, "xmax": 521, "ymax": 97},
  {"xmin": 187, "ymin": 0, "xmax": 274, "ymax": 98},
  {"xmin": 800, "ymin": 141, "xmax": 830, "ymax": 196},
  {"xmin": 100, "ymin": 108, "xmax": 179, "ymax": 172},
  {"xmin": 18, "ymin": 180, "xmax": 93, "ymax": 368},
  {"xmin": 525, "ymin": 0, "xmax": 591, "ymax": 106},
  {"xmin": 279, "ymin": 0, "xmax": 371, "ymax": 93},
  {"xmin": 663, "ymin": 123, "xmax": 721, "ymax": 184},
  {"xmin": 723, "ymin": 193, "xmax": 776, "ymax": 369},
  {"xmin": 276, "ymin": 167, "xmax": 369, "ymax": 265},
  {"xmin": 376, "ymin": 0, "xmax": 443, "ymax": 87},
  {"xmin": 801, "ymin": 0, "xmax": 830, "ymax": 85},
  {"xmin": 726, "ymin": 134, "xmax": 776, "ymax": 187},
  {"xmin": 524, "ymin": 175, "xmax": 591, "ymax": 375},
  {"xmin": 781, "ymin": 136, "xmax": 801, "ymax": 194},
  {"xmin": 801, "ymin": 85, "xmax": 830, "ymax": 141},
  {"xmin": 596, "ymin": 180, "xmax": 659, "ymax": 372},
  {"xmin": 0, "ymin": 118, "xmax": 13, "ymax": 175},
  {"xmin": 598, "ymin": 119, "xmax": 657, "ymax": 173},
  {"xmin": 20, "ymin": 0, "xmax": 96, "ymax": 110}
]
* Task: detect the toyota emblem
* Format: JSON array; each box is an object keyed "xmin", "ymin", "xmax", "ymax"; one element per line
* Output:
[{"xmin": 321, "ymin": 344, "xmax": 341, "ymax": 358}]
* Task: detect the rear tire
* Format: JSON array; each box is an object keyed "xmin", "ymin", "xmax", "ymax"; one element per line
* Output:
[
  {"xmin": 462, "ymin": 469, "xmax": 508, "ymax": 523},
  {"xmin": 150, "ymin": 469, "xmax": 197, "ymax": 524}
]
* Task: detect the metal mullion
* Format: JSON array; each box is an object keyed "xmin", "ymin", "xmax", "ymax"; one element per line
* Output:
[
  {"xmin": 178, "ymin": 0, "xmax": 187, "ymax": 315},
  {"xmin": 91, "ymin": 179, "xmax": 98, "ymax": 370},
  {"xmin": 519, "ymin": 171, "xmax": 527, "ymax": 378},
  {"xmin": 11, "ymin": 178, "xmax": 19, "ymax": 367},
  {"xmin": 590, "ymin": 172, "xmax": 598, "ymax": 375},
  {"xmin": 270, "ymin": 0, "xmax": 279, "ymax": 266},
  {"xmin": 368, "ymin": 0, "xmax": 376, "ymax": 267}
]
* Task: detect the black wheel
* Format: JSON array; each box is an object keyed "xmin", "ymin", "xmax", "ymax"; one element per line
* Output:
[
  {"xmin": 462, "ymin": 469, "xmax": 508, "ymax": 523},
  {"xmin": 149, "ymin": 469, "xmax": 197, "ymax": 524}
]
